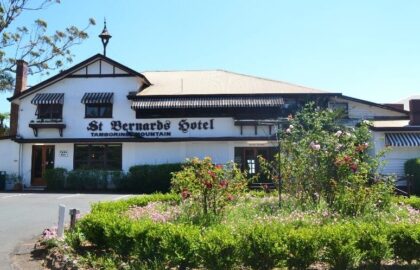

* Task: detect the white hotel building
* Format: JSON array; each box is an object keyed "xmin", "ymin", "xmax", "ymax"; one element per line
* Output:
[{"xmin": 0, "ymin": 52, "xmax": 419, "ymax": 189}]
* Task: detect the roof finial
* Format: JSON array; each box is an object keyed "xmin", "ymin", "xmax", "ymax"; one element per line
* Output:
[{"xmin": 98, "ymin": 18, "xmax": 112, "ymax": 56}]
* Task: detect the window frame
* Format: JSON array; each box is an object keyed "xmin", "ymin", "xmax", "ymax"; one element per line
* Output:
[
  {"xmin": 36, "ymin": 104, "xmax": 63, "ymax": 121},
  {"xmin": 73, "ymin": 144, "xmax": 122, "ymax": 171},
  {"xmin": 84, "ymin": 103, "xmax": 113, "ymax": 118}
]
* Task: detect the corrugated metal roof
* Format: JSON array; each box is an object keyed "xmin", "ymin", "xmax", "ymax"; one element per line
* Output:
[
  {"xmin": 385, "ymin": 133, "xmax": 420, "ymax": 147},
  {"xmin": 131, "ymin": 96, "xmax": 284, "ymax": 109},
  {"xmin": 139, "ymin": 70, "xmax": 329, "ymax": 96},
  {"xmin": 31, "ymin": 93, "xmax": 64, "ymax": 105},
  {"xmin": 81, "ymin": 92, "xmax": 114, "ymax": 104}
]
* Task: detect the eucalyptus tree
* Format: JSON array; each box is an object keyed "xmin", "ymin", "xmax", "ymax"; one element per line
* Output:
[{"xmin": 0, "ymin": 0, "xmax": 95, "ymax": 91}]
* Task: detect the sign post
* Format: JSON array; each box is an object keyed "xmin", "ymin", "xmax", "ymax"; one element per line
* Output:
[{"xmin": 57, "ymin": 204, "xmax": 66, "ymax": 238}]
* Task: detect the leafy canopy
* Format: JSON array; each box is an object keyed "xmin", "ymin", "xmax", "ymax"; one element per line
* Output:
[{"xmin": 0, "ymin": 0, "xmax": 95, "ymax": 91}]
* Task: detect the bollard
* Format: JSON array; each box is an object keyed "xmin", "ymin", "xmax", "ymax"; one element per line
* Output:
[
  {"xmin": 57, "ymin": 204, "xmax": 66, "ymax": 238},
  {"xmin": 69, "ymin": 208, "xmax": 80, "ymax": 231}
]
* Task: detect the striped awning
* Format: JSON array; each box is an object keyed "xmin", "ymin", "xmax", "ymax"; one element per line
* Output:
[
  {"xmin": 81, "ymin": 92, "xmax": 114, "ymax": 104},
  {"xmin": 31, "ymin": 93, "xmax": 64, "ymax": 105},
  {"xmin": 385, "ymin": 133, "xmax": 420, "ymax": 147},
  {"xmin": 131, "ymin": 96, "xmax": 284, "ymax": 110}
]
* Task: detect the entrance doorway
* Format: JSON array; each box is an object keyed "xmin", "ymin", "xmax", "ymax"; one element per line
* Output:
[{"xmin": 31, "ymin": 145, "xmax": 55, "ymax": 186}]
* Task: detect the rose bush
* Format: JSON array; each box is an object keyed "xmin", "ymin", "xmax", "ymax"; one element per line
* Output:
[
  {"xmin": 263, "ymin": 103, "xmax": 393, "ymax": 215},
  {"xmin": 171, "ymin": 157, "xmax": 247, "ymax": 219}
]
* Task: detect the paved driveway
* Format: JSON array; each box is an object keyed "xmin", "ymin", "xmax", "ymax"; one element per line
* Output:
[{"xmin": 0, "ymin": 193, "xmax": 132, "ymax": 270}]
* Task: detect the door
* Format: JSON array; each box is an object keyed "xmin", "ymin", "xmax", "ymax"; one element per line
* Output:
[
  {"xmin": 31, "ymin": 145, "xmax": 55, "ymax": 186},
  {"xmin": 234, "ymin": 147, "xmax": 277, "ymax": 180}
]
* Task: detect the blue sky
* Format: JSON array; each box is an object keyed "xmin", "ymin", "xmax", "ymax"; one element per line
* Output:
[{"xmin": 1, "ymin": 0, "xmax": 420, "ymax": 113}]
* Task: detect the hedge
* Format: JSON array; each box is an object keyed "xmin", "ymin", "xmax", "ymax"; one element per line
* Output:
[
  {"xmin": 75, "ymin": 194, "xmax": 420, "ymax": 269},
  {"xmin": 44, "ymin": 163, "xmax": 182, "ymax": 193},
  {"xmin": 405, "ymin": 158, "xmax": 420, "ymax": 195}
]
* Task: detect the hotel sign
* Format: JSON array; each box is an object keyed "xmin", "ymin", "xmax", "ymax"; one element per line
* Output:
[{"xmin": 87, "ymin": 119, "xmax": 215, "ymax": 137}]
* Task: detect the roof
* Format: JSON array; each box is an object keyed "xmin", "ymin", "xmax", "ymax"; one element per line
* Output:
[
  {"xmin": 340, "ymin": 95, "xmax": 409, "ymax": 115},
  {"xmin": 370, "ymin": 120, "xmax": 420, "ymax": 131},
  {"xmin": 8, "ymin": 54, "xmax": 150, "ymax": 102},
  {"xmin": 138, "ymin": 70, "xmax": 331, "ymax": 96},
  {"xmin": 131, "ymin": 95, "xmax": 285, "ymax": 110},
  {"xmin": 396, "ymin": 95, "xmax": 420, "ymax": 111}
]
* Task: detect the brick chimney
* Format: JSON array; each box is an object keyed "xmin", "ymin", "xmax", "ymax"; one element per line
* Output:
[
  {"xmin": 409, "ymin": 99, "xmax": 420, "ymax": 126},
  {"xmin": 9, "ymin": 60, "xmax": 28, "ymax": 136}
]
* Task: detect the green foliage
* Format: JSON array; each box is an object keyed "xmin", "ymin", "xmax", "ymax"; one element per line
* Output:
[
  {"xmin": 286, "ymin": 227, "xmax": 319, "ymax": 270},
  {"xmin": 65, "ymin": 226, "xmax": 86, "ymax": 250},
  {"xmin": 405, "ymin": 158, "xmax": 420, "ymax": 195},
  {"xmin": 66, "ymin": 170, "xmax": 108, "ymax": 190},
  {"xmin": 75, "ymin": 194, "xmax": 420, "ymax": 269},
  {"xmin": 239, "ymin": 223, "xmax": 287, "ymax": 270},
  {"xmin": 44, "ymin": 167, "xmax": 67, "ymax": 191},
  {"xmin": 161, "ymin": 223, "xmax": 200, "ymax": 269},
  {"xmin": 395, "ymin": 195, "xmax": 420, "ymax": 210},
  {"xmin": 120, "ymin": 163, "xmax": 182, "ymax": 193},
  {"xmin": 198, "ymin": 226, "xmax": 239, "ymax": 270},
  {"xmin": 321, "ymin": 223, "xmax": 362, "ymax": 270},
  {"xmin": 0, "ymin": 1, "xmax": 95, "ymax": 91},
  {"xmin": 357, "ymin": 223, "xmax": 391, "ymax": 267},
  {"xmin": 171, "ymin": 157, "xmax": 247, "ymax": 218},
  {"xmin": 265, "ymin": 103, "xmax": 393, "ymax": 216},
  {"xmin": 389, "ymin": 223, "xmax": 420, "ymax": 264}
]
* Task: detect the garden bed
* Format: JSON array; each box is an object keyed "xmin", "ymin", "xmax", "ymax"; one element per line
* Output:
[{"xmin": 39, "ymin": 193, "xmax": 420, "ymax": 270}]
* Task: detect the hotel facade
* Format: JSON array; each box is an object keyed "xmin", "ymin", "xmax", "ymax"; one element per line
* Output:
[{"xmin": 0, "ymin": 53, "xmax": 419, "ymax": 189}]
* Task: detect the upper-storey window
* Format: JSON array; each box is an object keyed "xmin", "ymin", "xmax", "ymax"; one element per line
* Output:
[
  {"xmin": 81, "ymin": 92, "xmax": 114, "ymax": 118},
  {"xmin": 31, "ymin": 93, "xmax": 64, "ymax": 121},
  {"xmin": 85, "ymin": 104, "xmax": 113, "ymax": 118},
  {"xmin": 329, "ymin": 102, "xmax": 349, "ymax": 118},
  {"xmin": 36, "ymin": 104, "xmax": 63, "ymax": 120}
]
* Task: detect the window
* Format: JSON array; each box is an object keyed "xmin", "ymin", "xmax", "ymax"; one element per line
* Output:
[
  {"xmin": 85, "ymin": 103, "xmax": 113, "ymax": 118},
  {"xmin": 36, "ymin": 104, "xmax": 63, "ymax": 121},
  {"xmin": 234, "ymin": 147, "xmax": 277, "ymax": 179},
  {"xmin": 329, "ymin": 102, "xmax": 349, "ymax": 118},
  {"xmin": 74, "ymin": 144, "xmax": 122, "ymax": 170}
]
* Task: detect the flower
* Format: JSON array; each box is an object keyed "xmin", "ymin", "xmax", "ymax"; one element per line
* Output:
[
  {"xmin": 286, "ymin": 128, "xmax": 291, "ymax": 133},
  {"xmin": 309, "ymin": 141, "xmax": 321, "ymax": 151},
  {"xmin": 350, "ymin": 162, "xmax": 358, "ymax": 172},
  {"xmin": 334, "ymin": 130, "xmax": 343, "ymax": 137},
  {"xmin": 215, "ymin": 164, "xmax": 224, "ymax": 169},
  {"xmin": 219, "ymin": 179, "xmax": 228, "ymax": 188},
  {"xmin": 204, "ymin": 181, "xmax": 213, "ymax": 189},
  {"xmin": 181, "ymin": 188, "xmax": 190, "ymax": 199},
  {"xmin": 289, "ymin": 124, "xmax": 294, "ymax": 129},
  {"xmin": 226, "ymin": 193, "xmax": 234, "ymax": 201}
]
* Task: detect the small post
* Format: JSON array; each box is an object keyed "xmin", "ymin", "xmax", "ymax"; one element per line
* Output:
[
  {"xmin": 57, "ymin": 204, "xmax": 66, "ymax": 238},
  {"xmin": 69, "ymin": 208, "xmax": 80, "ymax": 231}
]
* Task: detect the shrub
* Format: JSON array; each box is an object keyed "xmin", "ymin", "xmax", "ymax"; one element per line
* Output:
[
  {"xmin": 389, "ymin": 223, "xmax": 420, "ymax": 264},
  {"xmin": 286, "ymin": 227, "xmax": 320, "ymax": 270},
  {"xmin": 356, "ymin": 223, "xmax": 391, "ymax": 267},
  {"xmin": 171, "ymin": 157, "xmax": 247, "ymax": 218},
  {"xmin": 396, "ymin": 195, "xmax": 420, "ymax": 210},
  {"xmin": 198, "ymin": 226, "xmax": 239, "ymax": 270},
  {"xmin": 121, "ymin": 163, "xmax": 182, "ymax": 193},
  {"xmin": 66, "ymin": 170, "xmax": 108, "ymax": 190},
  {"xmin": 45, "ymin": 167, "xmax": 67, "ymax": 191},
  {"xmin": 321, "ymin": 223, "xmax": 362, "ymax": 269},
  {"xmin": 162, "ymin": 223, "xmax": 200, "ymax": 269},
  {"xmin": 405, "ymin": 158, "xmax": 420, "ymax": 195},
  {"xmin": 239, "ymin": 223, "xmax": 287, "ymax": 270}
]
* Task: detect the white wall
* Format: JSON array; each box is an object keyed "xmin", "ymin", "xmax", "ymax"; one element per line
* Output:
[
  {"xmin": 372, "ymin": 131, "xmax": 420, "ymax": 177},
  {"xmin": 331, "ymin": 97, "xmax": 406, "ymax": 119},
  {"xmin": 0, "ymin": 139, "xmax": 19, "ymax": 175}
]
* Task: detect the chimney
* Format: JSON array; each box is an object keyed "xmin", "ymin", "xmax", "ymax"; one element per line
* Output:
[
  {"xmin": 9, "ymin": 60, "xmax": 28, "ymax": 136},
  {"xmin": 409, "ymin": 99, "xmax": 420, "ymax": 126},
  {"xmin": 14, "ymin": 60, "xmax": 28, "ymax": 95}
]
